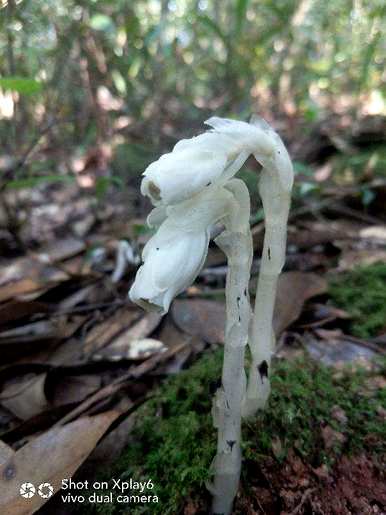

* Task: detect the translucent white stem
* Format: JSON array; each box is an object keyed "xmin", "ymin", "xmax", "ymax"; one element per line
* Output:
[
  {"xmin": 210, "ymin": 180, "xmax": 253, "ymax": 515},
  {"xmin": 243, "ymin": 171, "xmax": 291, "ymax": 419}
]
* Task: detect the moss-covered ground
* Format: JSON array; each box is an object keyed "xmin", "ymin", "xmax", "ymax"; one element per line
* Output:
[
  {"xmin": 329, "ymin": 262, "xmax": 386, "ymax": 338},
  {"xmin": 79, "ymin": 263, "xmax": 386, "ymax": 514},
  {"xmin": 85, "ymin": 348, "xmax": 386, "ymax": 514}
]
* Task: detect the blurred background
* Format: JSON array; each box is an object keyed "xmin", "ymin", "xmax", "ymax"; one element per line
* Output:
[{"xmin": 1, "ymin": 0, "xmax": 386, "ymax": 247}]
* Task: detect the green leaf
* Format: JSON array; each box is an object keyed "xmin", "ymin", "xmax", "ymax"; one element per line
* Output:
[
  {"xmin": 5, "ymin": 175, "xmax": 74, "ymax": 190},
  {"xmin": 235, "ymin": 0, "xmax": 249, "ymax": 35},
  {"xmin": 197, "ymin": 15, "xmax": 227, "ymax": 43},
  {"xmin": 0, "ymin": 77, "xmax": 42, "ymax": 95}
]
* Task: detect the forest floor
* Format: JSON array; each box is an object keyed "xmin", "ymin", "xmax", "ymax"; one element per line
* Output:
[{"xmin": 0, "ymin": 116, "xmax": 385, "ymax": 514}]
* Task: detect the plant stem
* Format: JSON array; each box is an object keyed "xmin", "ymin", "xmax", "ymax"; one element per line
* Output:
[
  {"xmin": 210, "ymin": 180, "xmax": 253, "ymax": 515},
  {"xmin": 243, "ymin": 172, "xmax": 291, "ymax": 418}
]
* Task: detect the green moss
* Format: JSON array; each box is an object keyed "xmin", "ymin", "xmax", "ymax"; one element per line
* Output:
[
  {"xmin": 87, "ymin": 349, "xmax": 386, "ymax": 514},
  {"xmin": 329, "ymin": 263, "xmax": 386, "ymax": 338}
]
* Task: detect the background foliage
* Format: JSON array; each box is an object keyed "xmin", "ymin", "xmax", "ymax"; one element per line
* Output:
[{"xmin": 1, "ymin": 0, "xmax": 386, "ymax": 179}]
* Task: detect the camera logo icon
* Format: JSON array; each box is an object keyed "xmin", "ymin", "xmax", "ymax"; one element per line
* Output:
[
  {"xmin": 19, "ymin": 482, "xmax": 54, "ymax": 499},
  {"xmin": 19, "ymin": 483, "xmax": 36, "ymax": 499}
]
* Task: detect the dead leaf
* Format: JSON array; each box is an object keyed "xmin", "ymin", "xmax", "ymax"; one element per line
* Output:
[
  {"xmin": 95, "ymin": 312, "xmax": 162, "ymax": 358},
  {"xmin": 273, "ymin": 272, "xmax": 328, "ymax": 336},
  {"xmin": 83, "ymin": 308, "xmax": 142, "ymax": 355},
  {"xmin": 0, "ymin": 258, "xmax": 68, "ymax": 303},
  {"xmin": 0, "ymin": 300, "xmax": 50, "ymax": 327},
  {"xmin": 46, "ymin": 373, "xmax": 102, "ymax": 407},
  {"xmin": 0, "ymin": 410, "xmax": 119, "ymax": 514},
  {"xmin": 57, "ymin": 284, "xmax": 98, "ymax": 311},
  {"xmin": 0, "ymin": 317, "xmax": 83, "ymax": 364},
  {"xmin": 304, "ymin": 332, "xmax": 376, "ymax": 366},
  {"xmin": 157, "ymin": 320, "xmax": 204, "ymax": 374},
  {"xmin": 0, "ymin": 374, "xmax": 48, "ymax": 420},
  {"xmin": 35, "ymin": 238, "xmax": 85, "ymax": 264},
  {"xmin": 0, "ymin": 320, "xmax": 60, "ymax": 344},
  {"xmin": 172, "ymin": 299, "xmax": 225, "ymax": 344},
  {"xmin": 298, "ymin": 303, "xmax": 350, "ymax": 329},
  {"xmin": 0, "ymin": 441, "xmax": 14, "ymax": 465}
]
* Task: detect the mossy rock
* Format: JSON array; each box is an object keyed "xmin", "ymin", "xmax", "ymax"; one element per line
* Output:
[{"xmin": 83, "ymin": 349, "xmax": 386, "ymax": 514}]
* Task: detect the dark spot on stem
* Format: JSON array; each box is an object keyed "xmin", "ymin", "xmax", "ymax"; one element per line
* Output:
[
  {"xmin": 156, "ymin": 247, "xmax": 159, "ymax": 251},
  {"xmin": 258, "ymin": 360, "xmax": 269, "ymax": 383},
  {"xmin": 206, "ymin": 181, "xmax": 212, "ymax": 186},
  {"xmin": 226, "ymin": 400, "xmax": 230, "ymax": 410},
  {"xmin": 209, "ymin": 378, "xmax": 222, "ymax": 395},
  {"xmin": 227, "ymin": 440, "xmax": 236, "ymax": 451},
  {"xmin": 268, "ymin": 247, "xmax": 271, "ymax": 260},
  {"xmin": 238, "ymin": 315, "xmax": 241, "ymax": 322},
  {"xmin": 244, "ymin": 288, "xmax": 247, "ymax": 297}
]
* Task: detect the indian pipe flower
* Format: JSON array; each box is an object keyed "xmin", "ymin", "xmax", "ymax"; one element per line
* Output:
[
  {"xmin": 141, "ymin": 116, "xmax": 292, "ymax": 206},
  {"xmin": 130, "ymin": 116, "xmax": 293, "ymax": 314}
]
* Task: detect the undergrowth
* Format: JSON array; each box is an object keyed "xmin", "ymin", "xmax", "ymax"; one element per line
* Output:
[{"xmin": 87, "ymin": 349, "xmax": 386, "ymax": 515}]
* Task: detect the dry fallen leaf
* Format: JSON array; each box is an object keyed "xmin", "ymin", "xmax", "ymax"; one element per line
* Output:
[
  {"xmin": 0, "ymin": 300, "xmax": 50, "ymax": 328},
  {"xmin": 304, "ymin": 332, "xmax": 376, "ymax": 366},
  {"xmin": 83, "ymin": 308, "xmax": 142, "ymax": 356},
  {"xmin": 0, "ymin": 373, "xmax": 48, "ymax": 421},
  {"xmin": 172, "ymin": 299, "xmax": 225, "ymax": 344},
  {"xmin": 0, "ymin": 441, "xmax": 14, "ymax": 466},
  {"xmin": 95, "ymin": 312, "xmax": 163, "ymax": 359},
  {"xmin": 273, "ymin": 272, "xmax": 328, "ymax": 336},
  {"xmin": 34, "ymin": 237, "xmax": 85, "ymax": 264},
  {"xmin": 0, "ymin": 410, "xmax": 119, "ymax": 515},
  {"xmin": 0, "ymin": 258, "xmax": 68, "ymax": 303},
  {"xmin": 46, "ymin": 373, "xmax": 102, "ymax": 407}
]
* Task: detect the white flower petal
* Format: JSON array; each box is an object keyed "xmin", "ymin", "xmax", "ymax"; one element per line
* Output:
[
  {"xmin": 205, "ymin": 116, "xmax": 293, "ymax": 192},
  {"xmin": 129, "ymin": 227, "xmax": 209, "ymax": 314},
  {"xmin": 141, "ymin": 146, "xmax": 227, "ymax": 205},
  {"xmin": 205, "ymin": 116, "xmax": 274, "ymax": 155}
]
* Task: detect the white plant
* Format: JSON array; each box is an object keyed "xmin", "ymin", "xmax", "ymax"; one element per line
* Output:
[{"xmin": 129, "ymin": 116, "xmax": 293, "ymax": 514}]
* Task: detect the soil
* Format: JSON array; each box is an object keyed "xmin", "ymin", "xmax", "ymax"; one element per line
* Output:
[{"xmin": 236, "ymin": 452, "xmax": 386, "ymax": 515}]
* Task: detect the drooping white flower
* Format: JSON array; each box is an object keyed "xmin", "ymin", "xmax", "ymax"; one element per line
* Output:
[
  {"xmin": 129, "ymin": 187, "xmax": 234, "ymax": 313},
  {"xmin": 131, "ymin": 116, "xmax": 294, "ymax": 315},
  {"xmin": 141, "ymin": 116, "xmax": 293, "ymax": 206},
  {"xmin": 128, "ymin": 225, "xmax": 209, "ymax": 313}
]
